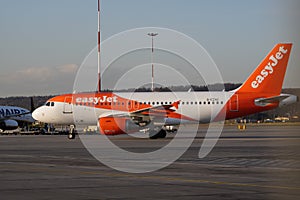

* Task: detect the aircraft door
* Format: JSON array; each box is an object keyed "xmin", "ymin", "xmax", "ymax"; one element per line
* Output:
[
  {"xmin": 63, "ymin": 96, "xmax": 73, "ymax": 114},
  {"xmin": 229, "ymin": 94, "xmax": 239, "ymax": 112}
]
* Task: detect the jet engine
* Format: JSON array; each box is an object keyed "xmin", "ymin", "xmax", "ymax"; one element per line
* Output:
[
  {"xmin": 0, "ymin": 119, "xmax": 19, "ymax": 131},
  {"xmin": 98, "ymin": 117, "xmax": 140, "ymax": 135}
]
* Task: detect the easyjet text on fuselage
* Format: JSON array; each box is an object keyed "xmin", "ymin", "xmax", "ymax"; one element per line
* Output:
[{"xmin": 75, "ymin": 96, "xmax": 118, "ymax": 105}]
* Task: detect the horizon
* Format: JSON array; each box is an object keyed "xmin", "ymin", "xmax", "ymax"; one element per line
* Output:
[{"xmin": 2, "ymin": 84, "xmax": 300, "ymax": 99}]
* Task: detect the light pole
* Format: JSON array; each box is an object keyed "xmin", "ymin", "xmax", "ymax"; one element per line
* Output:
[
  {"xmin": 148, "ymin": 33, "xmax": 158, "ymax": 92},
  {"xmin": 97, "ymin": 0, "xmax": 101, "ymax": 93}
]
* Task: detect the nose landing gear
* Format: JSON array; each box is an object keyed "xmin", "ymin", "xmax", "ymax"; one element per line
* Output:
[{"xmin": 68, "ymin": 125, "xmax": 76, "ymax": 139}]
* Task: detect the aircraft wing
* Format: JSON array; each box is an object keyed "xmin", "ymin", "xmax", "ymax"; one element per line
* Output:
[
  {"xmin": 131, "ymin": 100, "xmax": 180, "ymax": 116},
  {"xmin": 99, "ymin": 101, "xmax": 181, "ymax": 120}
]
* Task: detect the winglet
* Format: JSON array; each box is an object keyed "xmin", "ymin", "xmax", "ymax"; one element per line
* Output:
[
  {"xmin": 237, "ymin": 43, "xmax": 292, "ymax": 95},
  {"xmin": 172, "ymin": 100, "xmax": 180, "ymax": 109}
]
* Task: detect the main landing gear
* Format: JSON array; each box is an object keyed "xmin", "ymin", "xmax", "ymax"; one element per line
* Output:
[
  {"xmin": 68, "ymin": 125, "xmax": 76, "ymax": 139},
  {"xmin": 149, "ymin": 129, "xmax": 167, "ymax": 139}
]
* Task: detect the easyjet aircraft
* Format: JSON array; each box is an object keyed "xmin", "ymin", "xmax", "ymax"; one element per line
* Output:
[{"xmin": 32, "ymin": 43, "xmax": 298, "ymax": 139}]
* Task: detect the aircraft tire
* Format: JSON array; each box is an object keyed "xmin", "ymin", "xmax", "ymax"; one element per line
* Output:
[
  {"xmin": 158, "ymin": 130, "xmax": 167, "ymax": 138},
  {"xmin": 149, "ymin": 129, "xmax": 167, "ymax": 139},
  {"xmin": 68, "ymin": 132, "xmax": 75, "ymax": 139}
]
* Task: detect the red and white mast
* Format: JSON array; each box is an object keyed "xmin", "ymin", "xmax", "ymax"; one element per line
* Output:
[
  {"xmin": 97, "ymin": 0, "xmax": 101, "ymax": 92},
  {"xmin": 147, "ymin": 33, "xmax": 158, "ymax": 92}
]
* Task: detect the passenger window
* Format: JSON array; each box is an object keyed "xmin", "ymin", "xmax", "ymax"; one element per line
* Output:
[
  {"xmin": 203, "ymin": 102, "xmax": 206, "ymax": 105},
  {"xmin": 191, "ymin": 102, "xmax": 193, "ymax": 105},
  {"xmin": 208, "ymin": 102, "xmax": 210, "ymax": 105},
  {"xmin": 199, "ymin": 102, "xmax": 202, "ymax": 105},
  {"xmin": 221, "ymin": 101, "xmax": 223, "ymax": 104}
]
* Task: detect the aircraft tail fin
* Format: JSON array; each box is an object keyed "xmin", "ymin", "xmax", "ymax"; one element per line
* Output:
[{"xmin": 237, "ymin": 43, "xmax": 292, "ymax": 95}]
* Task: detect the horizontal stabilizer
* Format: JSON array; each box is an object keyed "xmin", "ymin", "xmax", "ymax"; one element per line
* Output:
[{"xmin": 255, "ymin": 94, "xmax": 292, "ymax": 106}]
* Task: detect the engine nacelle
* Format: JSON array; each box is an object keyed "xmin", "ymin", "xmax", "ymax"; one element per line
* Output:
[
  {"xmin": 98, "ymin": 117, "xmax": 140, "ymax": 135},
  {"xmin": 0, "ymin": 119, "xmax": 18, "ymax": 131}
]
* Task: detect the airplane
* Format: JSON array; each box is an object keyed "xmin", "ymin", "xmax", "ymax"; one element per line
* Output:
[
  {"xmin": 32, "ymin": 43, "xmax": 298, "ymax": 139},
  {"xmin": 0, "ymin": 105, "xmax": 34, "ymax": 132}
]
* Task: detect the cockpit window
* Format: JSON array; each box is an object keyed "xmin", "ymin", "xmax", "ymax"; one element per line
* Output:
[{"xmin": 45, "ymin": 102, "xmax": 55, "ymax": 107}]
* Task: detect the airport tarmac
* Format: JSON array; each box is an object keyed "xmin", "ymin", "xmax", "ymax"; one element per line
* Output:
[{"xmin": 0, "ymin": 125, "xmax": 299, "ymax": 200}]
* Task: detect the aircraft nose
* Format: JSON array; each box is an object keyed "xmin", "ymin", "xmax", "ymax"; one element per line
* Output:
[{"xmin": 32, "ymin": 107, "xmax": 43, "ymax": 121}]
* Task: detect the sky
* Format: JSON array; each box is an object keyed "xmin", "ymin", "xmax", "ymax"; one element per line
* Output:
[{"xmin": 0, "ymin": 0, "xmax": 299, "ymax": 97}]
